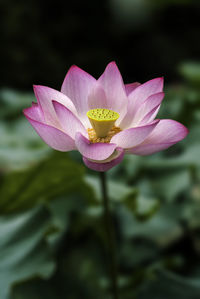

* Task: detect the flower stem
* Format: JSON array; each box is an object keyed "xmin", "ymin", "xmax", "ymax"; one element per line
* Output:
[{"xmin": 100, "ymin": 171, "xmax": 119, "ymax": 299}]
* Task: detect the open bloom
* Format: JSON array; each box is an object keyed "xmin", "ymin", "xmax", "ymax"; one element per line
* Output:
[{"xmin": 24, "ymin": 62, "xmax": 188, "ymax": 171}]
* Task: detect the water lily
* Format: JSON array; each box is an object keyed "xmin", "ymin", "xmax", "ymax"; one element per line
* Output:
[{"xmin": 24, "ymin": 62, "xmax": 188, "ymax": 171}]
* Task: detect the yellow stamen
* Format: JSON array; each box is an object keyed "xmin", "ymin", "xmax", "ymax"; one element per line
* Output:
[
  {"xmin": 87, "ymin": 126, "xmax": 121, "ymax": 143},
  {"xmin": 87, "ymin": 108, "xmax": 119, "ymax": 138}
]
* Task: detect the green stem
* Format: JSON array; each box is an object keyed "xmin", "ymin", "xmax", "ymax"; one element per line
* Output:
[{"xmin": 100, "ymin": 171, "xmax": 119, "ymax": 299}]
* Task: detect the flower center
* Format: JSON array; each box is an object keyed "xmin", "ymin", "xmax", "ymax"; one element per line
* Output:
[
  {"xmin": 87, "ymin": 108, "xmax": 119, "ymax": 138},
  {"xmin": 87, "ymin": 126, "xmax": 121, "ymax": 143}
]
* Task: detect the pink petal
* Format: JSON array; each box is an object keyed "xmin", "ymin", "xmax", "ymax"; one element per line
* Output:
[
  {"xmin": 88, "ymin": 82, "xmax": 108, "ymax": 110},
  {"xmin": 83, "ymin": 148, "xmax": 124, "ymax": 172},
  {"xmin": 98, "ymin": 62, "xmax": 127, "ymax": 122},
  {"xmin": 129, "ymin": 77, "xmax": 164, "ymax": 108},
  {"xmin": 132, "ymin": 92, "xmax": 164, "ymax": 125},
  {"xmin": 111, "ymin": 120, "xmax": 159, "ymax": 149},
  {"xmin": 127, "ymin": 143, "xmax": 176, "ymax": 155},
  {"xmin": 52, "ymin": 101, "xmax": 87, "ymax": 138},
  {"xmin": 125, "ymin": 82, "xmax": 141, "ymax": 96},
  {"xmin": 23, "ymin": 103, "xmax": 44, "ymax": 122},
  {"xmin": 24, "ymin": 113, "xmax": 75, "ymax": 151},
  {"xmin": 140, "ymin": 105, "xmax": 160, "ymax": 125},
  {"xmin": 61, "ymin": 65, "xmax": 96, "ymax": 127},
  {"xmin": 34, "ymin": 85, "xmax": 77, "ymax": 128},
  {"xmin": 126, "ymin": 119, "xmax": 189, "ymax": 155},
  {"xmin": 120, "ymin": 77, "xmax": 164, "ymax": 129},
  {"xmin": 75, "ymin": 132, "xmax": 116, "ymax": 160}
]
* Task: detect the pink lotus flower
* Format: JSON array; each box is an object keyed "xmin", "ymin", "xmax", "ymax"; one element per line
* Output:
[{"xmin": 24, "ymin": 62, "xmax": 188, "ymax": 172}]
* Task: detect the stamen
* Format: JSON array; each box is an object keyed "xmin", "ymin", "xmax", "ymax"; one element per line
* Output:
[
  {"xmin": 88, "ymin": 126, "xmax": 121, "ymax": 143},
  {"xmin": 87, "ymin": 108, "xmax": 119, "ymax": 138}
]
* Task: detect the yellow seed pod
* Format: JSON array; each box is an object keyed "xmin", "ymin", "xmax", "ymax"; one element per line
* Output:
[{"xmin": 87, "ymin": 108, "xmax": 119, "ymax": 138}]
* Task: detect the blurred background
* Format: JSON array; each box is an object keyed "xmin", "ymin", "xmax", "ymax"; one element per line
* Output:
[{"xmin": 0, "ymin": 0, "xmax": 200, "ymax": 298}]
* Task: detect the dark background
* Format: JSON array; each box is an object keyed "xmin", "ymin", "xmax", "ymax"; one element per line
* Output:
[{"xmin": 1, "ymin": 0, "xmax": 200, "ymax": 89}]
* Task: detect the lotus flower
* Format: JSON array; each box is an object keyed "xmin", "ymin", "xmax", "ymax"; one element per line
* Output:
[{"xmin": 24, "ymin": 62, "xmax": 188, "ymax": 171}]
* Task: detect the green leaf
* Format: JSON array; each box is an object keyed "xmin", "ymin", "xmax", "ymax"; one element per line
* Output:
[
  {"xmin": 0, "ymin": 118, "xmax": 49, "ymax": 171},
  {"xmin": 119, "ymin": 203, "xmax": 184, "ymax": 247},
  {"xmin": 11, "ymin": 280, "xmax": 58, "ymax": 299},
  {"xmin": 179, "ymin": 62, "xmax": 200, "ymax": 84},
  {"xmin": 150, "ymin": 169, "xmax": 190, "ymax": 202},
  {"xmin": 85, "ymin": 175, "xmax": 137, "ymax": 203},
  {"xmin": 0, "ymin": 89, "xmax": 35, "ymax": 119},
  {"xmin": 134, "ymin": 194, "xmax": 160, "ymax": 220},
  {"xmin": 0, "ymin": 206, "xmax": 55, "ymax": 299},
  {"xmin": 0, "ymin": 152, "xmax": 93, "ymax": 214},
  {"xmin": 138, "ymin": 269, "xmax": 200, "ymax": 299}
]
